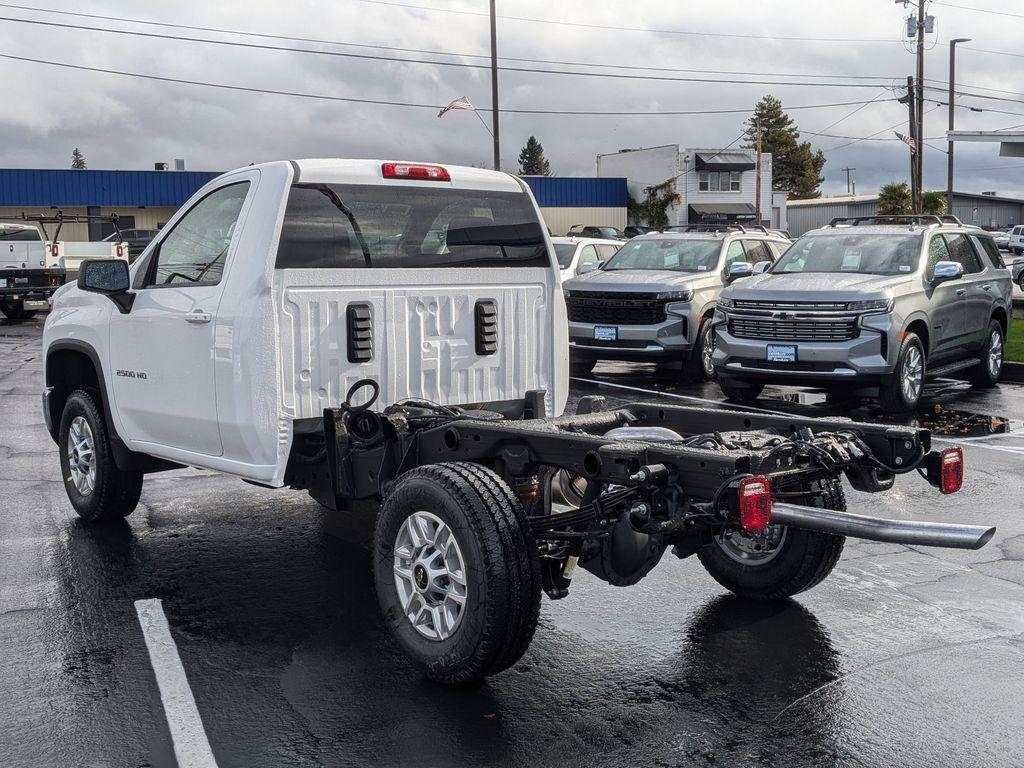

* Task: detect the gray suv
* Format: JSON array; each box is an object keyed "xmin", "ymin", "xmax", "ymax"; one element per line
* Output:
[
  {"xmin": 563, "ymin": 226, "xmax": 790, "ymax": 381},
  {"xmin": 712, "ymin": 216, "xmax": 1012, "ymax": 412}
]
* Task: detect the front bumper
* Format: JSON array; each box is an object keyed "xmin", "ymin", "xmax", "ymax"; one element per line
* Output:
[
  {"xmin": 569, "ymin": 316, "xmax": 690, "ymax": 362},
  {"xmin": 711, "ymin": 312, "xmax": 897, "ymax": 385}
]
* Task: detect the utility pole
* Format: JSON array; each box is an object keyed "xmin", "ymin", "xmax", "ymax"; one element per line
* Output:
[
  {"xmin": 947, "ymin": 38, "xmax": 971, "ymax": 216},
  {"xmin": 842, "ymin": 167, "xmax": 856, "ymax": 195},
  {"xmin": 905, "ymin": 76, "xmax": 919, "ymax": 212},
  {"xmin": 915, "ymin": 0, "xmax": 925, "ymax": 212},
  {"xmin": 754, "ymin": 117, "xmax": 762, "ymax": 226},
  {"xmin": 489, "ymin": 0, "xmax": 501, "ymax": 171}
]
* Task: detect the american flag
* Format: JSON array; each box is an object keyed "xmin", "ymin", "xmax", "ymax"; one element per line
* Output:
[
  {"xmin": 894, "ymin": 131, "xmax": 918, "ymax": 155},
  {"xmin": 438, "ymin": 96, "xmax": 475, "ymax": 118}
]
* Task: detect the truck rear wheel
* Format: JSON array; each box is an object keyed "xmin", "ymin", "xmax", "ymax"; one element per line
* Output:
[
  {"xmin": 0, "ymin": 302, "xmax": 33, "ymax": 320},
  {"xmin": 373, "ymin": 462, "xmax": 542, "ymax": 684},
  {"xmin": 697, "ymin": 478, "xmax": 846, "ymax": 601},
  {"xmin": 58, "ymin": 390, "xmax": 143, "ymax": 523}
]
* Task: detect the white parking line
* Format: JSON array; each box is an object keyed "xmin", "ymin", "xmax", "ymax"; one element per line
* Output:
[
  {"xmin": 571, "ymin": 376, "xmax": 1024, "ymax": 455},
  {"xmin": 135, "ymin": 599, "xmax": 219, "ymax": 768}
]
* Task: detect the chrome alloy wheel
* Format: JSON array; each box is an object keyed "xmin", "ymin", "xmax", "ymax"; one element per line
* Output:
[
  {"xmin": 714, "ymin": 524, "xmax": 788, "ymax": 565},
  {"xmin": 900, "ymin": 345, "xmax": 924, "ymax": 403},
  {"xmin": 393, "ymin": 511, "xmax": 468, "ymax": 641},
  {"xmin": 988, "ymin": 328, "xmax": 1004, "ymax": 378},
  {"xmin": 701, "ymin": 325, "xmax": 715, "ymax": 379},
  {"xmin": 67, "ymin": 416, "xmax": 97, "ymax": 496}
]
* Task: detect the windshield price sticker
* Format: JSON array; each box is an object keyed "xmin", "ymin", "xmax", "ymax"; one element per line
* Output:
[{"xmin": 841, "ymin": 249, "xmax": 862, "ymax": 271}]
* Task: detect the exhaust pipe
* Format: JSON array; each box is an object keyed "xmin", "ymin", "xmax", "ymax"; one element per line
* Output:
[{"xmin": 771, "ymin": 502, "xmax": 996, "ymax": 550}]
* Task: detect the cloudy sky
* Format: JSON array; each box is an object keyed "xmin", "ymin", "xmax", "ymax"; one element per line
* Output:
[{"xmin": 1, "ymin": 0, "xmax": 1022, "ymax": 197}]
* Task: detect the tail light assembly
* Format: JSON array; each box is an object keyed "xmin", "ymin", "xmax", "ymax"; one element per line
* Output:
[
  {"xmin": 926, "ymin": 446, "xmax": 964, "ymax": 494},
  {"xmin": 381, "ymin": 162, "xmax": 450, "ymax": 182},
  {"xmin": 737, "ymin": 476, "xmax": 772, "ymax": 532}
]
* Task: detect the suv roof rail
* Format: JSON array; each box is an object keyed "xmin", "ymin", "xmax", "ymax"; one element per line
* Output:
[
  {"xmin": 662, "ymin": 224, "xmax": 749, "ymax": 234},
  {"xmin": 826, "ymin": 214, "xmax": 963, "ymax": 228}
]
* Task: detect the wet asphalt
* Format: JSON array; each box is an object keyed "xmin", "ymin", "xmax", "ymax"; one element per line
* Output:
[{"xmin": 1, "ymin": 316, "xmax": 1023, "ymax": 768}]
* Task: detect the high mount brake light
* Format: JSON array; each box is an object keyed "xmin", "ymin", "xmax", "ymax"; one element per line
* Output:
[
  {"xmin": 939, "ymin": 446, "xmax": 964, "ymax": 494},
  {"xmin": 738, "ymin": 476, "xmax": 772, "ymax": 533},
  {"xmin": 381, "ymin": 162, "xmax": 450, "ymax": 181}
]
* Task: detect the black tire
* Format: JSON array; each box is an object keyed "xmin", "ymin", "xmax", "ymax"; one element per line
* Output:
[
  {"xmin": 570, "ymin": 354, "xmax": 596, "ymax": 377},
  {"xmin": 0, "ymin": 302, "xmax": 28, "ymax": 320},
  {"xmin": 825, "ymin": 386, "xmax": 860, "ymax": 408},
  {"xmin": 878, "ymin": 332, "xmax": 925, "ymax": 413},
  {"xmin": 718, "ymin": 377, "xmax": 764, "ymax": 404},
  {"xmin": 680, "ymin": 318, "xmax": 715, "ymax": 384},
  {"xmin": 1018, "ymin": 273, "xmax": 1024, "ymax": 292},
  {"xmin": 373, "ymin": 462, "xmax": 542, "ymax": 684},
  {"xmin": 58, "ymin": 390, "xmax": 143, "ymax": 523},
  {"xmin": 967, "ymin": 319, "xmax": 1004, "ymax": 387},
  {"xmin": 697, "ymin": 478, "xmax": 846, "ymax": 601}
]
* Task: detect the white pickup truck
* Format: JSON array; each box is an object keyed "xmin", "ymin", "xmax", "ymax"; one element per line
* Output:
[
  {"xmin": 43, "ymin": 159, "xmax": 994, "ymax": 684},
  {"xmin": 1, "ymin": 217, "xmax": 126, "ymax": 320}
]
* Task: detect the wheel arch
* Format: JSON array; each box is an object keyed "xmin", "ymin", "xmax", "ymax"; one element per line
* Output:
[
  {"xmin": 991, "ymin": 305, "xmax": 1008, "ymax": 336},
  {"xmin": 903, "ymin": 317, "xmax": 930, "ymax": 357}
]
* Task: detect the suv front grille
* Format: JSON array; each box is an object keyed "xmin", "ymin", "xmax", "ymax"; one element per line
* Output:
[
  {"xmin": 728, "ymin": 316, "xmax": 857, "ymax": 342},
  {"xmin": 566, "ymin": 291, "xmax": 668, "ymax": 325}
]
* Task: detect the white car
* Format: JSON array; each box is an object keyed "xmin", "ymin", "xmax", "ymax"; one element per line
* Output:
[
  {"xmin": 1009, "ymin": 224, "xmax": 1024, "ymax": 255},
  {"xmin": 550, "ymin": 236, "xmax": 621, "ymax": 281}
]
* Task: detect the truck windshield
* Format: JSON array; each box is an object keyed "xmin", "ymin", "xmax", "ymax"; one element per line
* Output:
[
  {"xmin": 276, "ymin": 183, "xmax": 550, "ymax": 269},
  {"xmin": 774, "ymin": 233, "xmax": 920, "ymax": 275},
  {"xmin": 602, "ymin": 238, "xmax": 720, "ymax": 272},
  {"xmin": 553, "ymin": 243, "xmax": 577, "ymax": 268}
]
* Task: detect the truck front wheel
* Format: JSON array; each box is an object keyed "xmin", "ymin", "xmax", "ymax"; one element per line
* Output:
[
  {"xmin": 58, "ymin": 390, "xmax": 143, "ymax": 522},
  {"xmin": 697, "ymin": 478, "xmax": 846, "ymax": 600},
  {"xmin": 373, "ymin": 462, "xmax": 542, "ymax": 684}
]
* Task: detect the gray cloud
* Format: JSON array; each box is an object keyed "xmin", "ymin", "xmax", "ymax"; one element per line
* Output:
[{"xmin": 0, "ymin": 0, "xmax": 1021, "ymax": 197}]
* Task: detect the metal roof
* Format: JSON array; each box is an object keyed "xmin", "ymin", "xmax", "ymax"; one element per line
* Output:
[
  {"xmin": 790, "ymin": 191, "xmax": 1024, "ymax": 207},
  {"xmin": 0, "ymin": 169, "xmax": 222, "ymax": 207},
  {"xmin": 521, "ymin": 176, "xmax": 627, "ymax": 208}
]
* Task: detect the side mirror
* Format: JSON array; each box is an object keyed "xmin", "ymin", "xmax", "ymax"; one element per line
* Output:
[
  {"xmin": 753, "ymin": 261, "xmax": 772, "ymax": 274},
  {"xmin": 577, "ymin": 261, "xmax": 600, "ymax": 275},
  {"xmin": 77, "ymin": 259, "xmax": 134, "ymax": 313},
  {"xmin": 726, "ymin": 261, "xmax": 754, "ymax": 282},
  {"xmin": 931, "ymin": 260, "xmax": 964, "ymax": 284}
]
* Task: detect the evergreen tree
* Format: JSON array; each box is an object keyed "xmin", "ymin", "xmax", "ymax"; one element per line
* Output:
[
  {"xmin": 878, "ymin": 182, "xmax": 913, "ymax": 215},
  {"xmin": 71, "ymin": 148, "xmax": 87, "ymax": 169},
  {"xmin": 744, "ymin": 96, "xmax": 825, "ymax": 199},
  {"xmin": 517, "ymin": 136, "xmax": 551, "ymax": 176}
]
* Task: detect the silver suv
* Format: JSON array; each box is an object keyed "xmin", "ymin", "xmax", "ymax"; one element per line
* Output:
[
  {"xmin": 712, "ymin": 216, "xmax": 1012, "ymax": 412},
  {"xmin": 563, "ymin": 226, "xmax": 791, "ymax": 380}
]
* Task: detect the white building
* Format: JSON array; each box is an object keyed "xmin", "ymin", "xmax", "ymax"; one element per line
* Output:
[{"xmin": 595, "ymin": 144, "xmax": 786, "ymax": 230}]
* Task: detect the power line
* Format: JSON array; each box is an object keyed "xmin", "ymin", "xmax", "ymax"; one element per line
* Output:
[
  {"xmin": 0, "ymin": 51, "xmax": 899, "ymax": 117},
  {"xmin": 0, "ymin": 14, "xmax": 907, "ymax": 90}
]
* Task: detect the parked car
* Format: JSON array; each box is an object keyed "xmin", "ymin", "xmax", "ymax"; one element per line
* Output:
[
  {"xmin": 623, "ymin": 225, "xmax": 655, "ymax": 238},
  {"xmin": 712, "ymin": 216, "xmax": 1012, "ymax": 412},
  {"xmin": 1010, "ymin": 254, "xmax": 1024, "ymax": 290},
  {"xmin": 563, "ymin": 226, "xmax": 790, "ymax": 381},
  {"xmin": 992, "ymin": 228, "xmax": 1011, "ymax": 251},
  {"xmin": 566, "ymin": 224, "xmax": 627, "ymax": 241},
  {"xmin": 550, "ymin": 236, "xmax": 621, "ymax": 281},
  {"xmin": 104, "ymin": 228, "xmax": 159, "ymax": 260},
  {"xmin": 1009, "ymin": 224, "xmax": 1024, "ymax": 255}
]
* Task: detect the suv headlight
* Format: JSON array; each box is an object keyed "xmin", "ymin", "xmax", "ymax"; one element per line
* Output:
[
  {"xmin": 716, "ymin": 297, "xmax": 735, "ymax": 309},
  {"xmin": 848, "ymin": 298, "xmax": 894, "ymax": 313}
]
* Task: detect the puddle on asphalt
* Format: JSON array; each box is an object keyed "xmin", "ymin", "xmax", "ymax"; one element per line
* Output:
[{"xmin": 913, "ymin": 404, "xmax": 1019, "ymax": 438}]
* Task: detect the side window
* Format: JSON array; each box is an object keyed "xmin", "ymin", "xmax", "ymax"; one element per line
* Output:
[
  {"xmin": 767, "ymin": 240, "xmax": 789, "ymax": 259},
  {"xmin": 147, "ymin": 182, "xmax": 250, "ymax": 287},
  {"xmin": 698, "ymin": 172, "xmax": 709, "ymax": 192},
  {"xmin": 576, "ymin": 245, "xmax": 600, "ymax": 274},
  {"xmin": 925, "ymin": 235, "xmax": 951, "ymax": 280},
  {"xmin": 970, "ymin": 235, "xmax": 1005, "ymax": 269},
  {"xmin": 596, "ymin": 244, "xmax": 618, "ymax": 261},
  {"xmin": 741, "ymin": 239, "xmax": 772, "ymax": 264},
  {"xmin": 724, "ymin": 240, "xmax": 747, "ymax": 268},
  {"xmin": 943, "ymin": 234, "xmax": 983, "ymax": 274}
]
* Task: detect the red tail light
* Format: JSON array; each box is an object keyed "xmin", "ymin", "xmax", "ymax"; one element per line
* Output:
[
  {"xmin": 939, "ymin": 447, "xmax": 963, "ymax": 494},
  {"xmin": 50, "ymin": 243, "xmax": 59, "ymax": 257},
  {"xmin": 381, "ymin": 162, "xmax": 450, "ymax": 181},
  {"xmin": 116, "ymin": 244, "xmax": 124, "ymax": 258},
  {"xmin": 738, "ymin": 476, "xmax": 772, "ymax": 532}
]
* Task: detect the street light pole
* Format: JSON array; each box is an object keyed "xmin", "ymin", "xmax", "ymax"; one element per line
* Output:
[
  {"xmin": 947, "ymin": 37, "xmax": 971, "ymax": 217},
  {"xmin": 489, "ymin": 0, "xmax": 501, "ymax": 171}
]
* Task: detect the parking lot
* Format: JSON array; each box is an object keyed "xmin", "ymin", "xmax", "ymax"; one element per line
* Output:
[{"xmin": 1, "ymin": 315, "xmax": 1022, "ymax": 768}]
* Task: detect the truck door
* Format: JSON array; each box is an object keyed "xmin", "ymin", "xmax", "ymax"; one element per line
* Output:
[
  {"xmin": 923, "ymin": 234, "xmax": 965, "ymax": 358},
  {"xmin": 942, "ymin": 233, "xmax": 988, "ymax": 348},
  {"xmin": 108, "ymin": 181, "xmax": 252, "ymax": 456}
]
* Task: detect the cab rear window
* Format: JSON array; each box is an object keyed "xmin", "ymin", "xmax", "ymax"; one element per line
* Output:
[
  {"xmin": 275, "ymin": 184, "xmax": 550, "ymax": 269},
  {"xmin": 0, "ymin": 226, "xmax": 41, "ymax": 242}
]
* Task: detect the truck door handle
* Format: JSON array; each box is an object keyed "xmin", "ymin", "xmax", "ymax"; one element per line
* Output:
[
  {"xmin": 184, "ymin": 310, "xmax": 212, "ymax": 324},
  {"xmin": 955, "ymin": 288, "xmax": 967, "ymax": 296}
]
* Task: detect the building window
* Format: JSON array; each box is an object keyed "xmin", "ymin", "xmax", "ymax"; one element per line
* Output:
[{"xmin": 697, "ymin": 171, "xmax": 742, "ymax": 193}]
